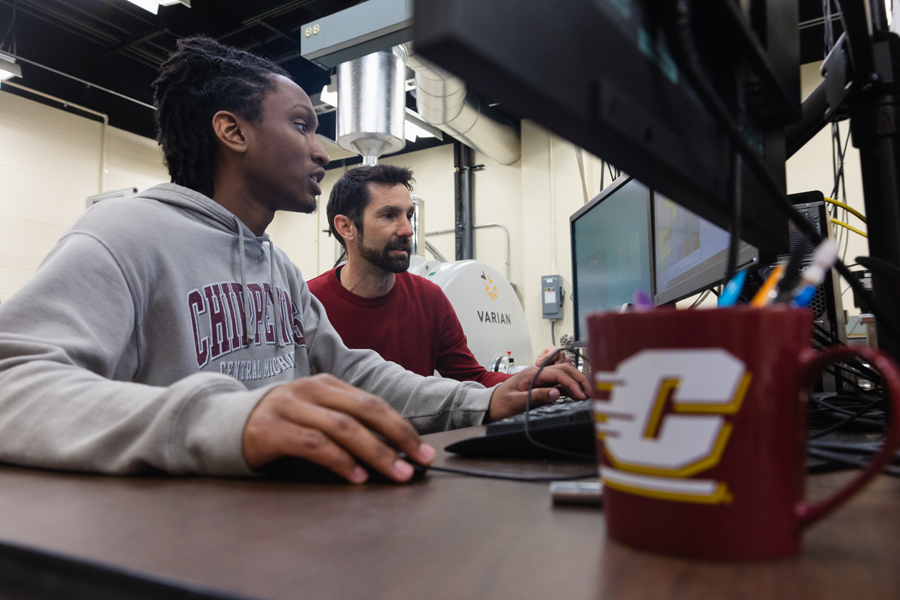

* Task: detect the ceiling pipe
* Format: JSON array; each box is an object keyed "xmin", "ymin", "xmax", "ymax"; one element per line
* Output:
[{"xmin": 405, "ymin": 45, "xmax": 521, "ymax": 166}]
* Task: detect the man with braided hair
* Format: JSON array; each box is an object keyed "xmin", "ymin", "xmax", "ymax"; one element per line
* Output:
[{"xmin": 0, "ymin": 37, "xmax": 590, "ymax": 482}]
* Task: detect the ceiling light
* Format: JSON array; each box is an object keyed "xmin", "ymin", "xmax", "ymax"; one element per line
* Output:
[
  {"xmin": 404, "ymin": 121, "xmax": 435, "ymax": 142},
  {"xmin": 125, "ymin": 0, "xmax": 190, "ymax": 15},
  {"xmin": 0, "ymin": 55, "xmax": 22, "ymax": 81}
]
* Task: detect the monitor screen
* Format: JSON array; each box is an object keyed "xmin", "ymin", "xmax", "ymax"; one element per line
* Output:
[
  {"xmin": 570, "ymin": 176, "xmax": 654, "ymax": 342},
  {"xmin": 653, "ymin": 193, "xmax": 758, "ymax": 305}
]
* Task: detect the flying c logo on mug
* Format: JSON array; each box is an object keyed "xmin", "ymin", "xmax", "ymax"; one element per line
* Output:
[{"xmin": 593, "ymin": 349, "xmax": 752, "ymax": 504}]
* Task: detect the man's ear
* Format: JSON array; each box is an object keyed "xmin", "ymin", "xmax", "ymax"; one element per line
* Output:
[
  {"xmin": 212, "ymin": 110, "xmax": 249, "ymax": 154},
  {"xmin": 333, "ymin": 215, "xmax": 357, "ymax": 244}
]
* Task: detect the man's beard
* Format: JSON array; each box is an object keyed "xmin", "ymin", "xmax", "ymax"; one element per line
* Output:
[{"xmin": 357, "ymin": 234, "xmax": 411, "ymax": 273}]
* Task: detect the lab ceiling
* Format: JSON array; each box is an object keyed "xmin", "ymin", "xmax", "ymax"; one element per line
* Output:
[{"xmin": 0, "ymin": 0, "xmax": 844, "ymax": 145}]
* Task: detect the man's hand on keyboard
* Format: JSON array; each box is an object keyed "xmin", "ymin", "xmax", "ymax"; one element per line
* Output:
[
  {"xmin": 534, "ymin": 345, "xmax": 572, "ymax": 366},
  {"xmin": 486, "ymin": 363, "xmax": 592, "ymax": 422}
]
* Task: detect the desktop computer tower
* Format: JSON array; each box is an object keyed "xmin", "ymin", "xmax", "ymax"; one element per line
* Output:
[{"xmin": 758, "ymin": 192, "xmax": 847, "ymax": 390}]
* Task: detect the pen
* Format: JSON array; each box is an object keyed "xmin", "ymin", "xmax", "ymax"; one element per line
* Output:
[
  {"xmin": 750, "ymin": 261, "xmax": 786, "ymax": 307},
  {"xmin": 773, "ymin": 244, "xmax": 807, "ymax": 304},
  {"xmin": 632, "ymin": 289, "xmax": 654, "ymax": 310},
  {"xmin": 793, "ymin": 285, "xmax": 817, "ymax": 308},
  {"xmin": 791, "ymin": 240, "xmax": 839, "ymax": 308},
  {"xmin": 718, "ymin": 269, "xmax": 747, "ymax": 307}
]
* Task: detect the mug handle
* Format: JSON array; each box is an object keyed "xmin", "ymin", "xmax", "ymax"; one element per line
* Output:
[{"xmin": 796, "ymin": 344, "xmax": 900, "ymax": 528}]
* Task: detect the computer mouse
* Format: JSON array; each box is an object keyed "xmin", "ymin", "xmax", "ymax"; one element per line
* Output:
[{"xmin": 267, "ymin": 453, "xmax": 428, "ymax": 484}]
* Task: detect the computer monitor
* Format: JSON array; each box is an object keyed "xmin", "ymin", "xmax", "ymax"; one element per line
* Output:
[
  {"xmin": 653, "ymin": 193, "xmax": 759, "ymax": 305},
  {"xmin": 570, "ymin": 176, "xmax": 654, "ymax": 342},
  {"xmin": 414, "ymin": 0, "xmax": 795, "ymax": 255}
]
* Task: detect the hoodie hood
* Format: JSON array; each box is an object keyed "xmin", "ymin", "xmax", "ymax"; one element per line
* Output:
[
  {"xmin": 134, "ymin": 183, "xmax": 269, "ymax": 242},
  {"xmin": 129, "ymin": 183, "xmax": 285, "ymax": 349}
]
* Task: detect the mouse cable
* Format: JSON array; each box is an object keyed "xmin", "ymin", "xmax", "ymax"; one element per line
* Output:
[
  {"xmin": 807, "ymin": 447, "xmax": 900, "ymax": 477},
  {"xmin": 522, "ymin": 347, "xmax": 597, "ymax": 460},
  {"xmin": 808, "ymin": 396, "xmax": 885, "ymax": 439},
  {"xmin": 427, "ymin": 465, "xmax": 597, "ymax": 482},
  {"xmin": 809, "ymin": 439, "xmax": 897, "ymax": 456}
]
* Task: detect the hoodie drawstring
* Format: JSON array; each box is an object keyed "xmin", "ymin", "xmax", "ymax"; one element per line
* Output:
[
  {"xmin": 235, "ymin": 217, "xmax": 255, "ymax": 346},
  {"xmin": 268, "ymin": 239, "xmax": 286, "ymax": 349},
  {"xmin": 234, "ymin": 217, "xmax": 285, "ymax": 350}
]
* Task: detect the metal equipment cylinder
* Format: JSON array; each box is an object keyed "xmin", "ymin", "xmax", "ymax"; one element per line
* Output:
[{"xmin": 336, "ymin": 47, "xmax": 407, "ymax": 164}]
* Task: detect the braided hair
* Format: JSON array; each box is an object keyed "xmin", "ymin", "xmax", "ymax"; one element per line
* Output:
[{"xmin": 152, "ymin": 36, "xmax": 290, "ymax": 198}]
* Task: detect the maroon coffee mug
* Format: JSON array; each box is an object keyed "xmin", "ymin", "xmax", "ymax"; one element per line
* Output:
[{"xmin": 588, "ymin": 306, "xmax": 900, "ymax": 560}]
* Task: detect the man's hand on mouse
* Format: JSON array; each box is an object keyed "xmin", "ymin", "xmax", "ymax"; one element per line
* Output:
[
  {"xmin": 242, "ymin": 374, "xmax": 435, "ymax": 484},
  {"xmin": 486, "ymin": 362, "xmax": 592, "ymax": 423}
]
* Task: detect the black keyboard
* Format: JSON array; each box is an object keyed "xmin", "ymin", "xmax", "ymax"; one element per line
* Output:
[{"xmin": 445, "ymin": 400, "xmax": 596, "ymax": 459}]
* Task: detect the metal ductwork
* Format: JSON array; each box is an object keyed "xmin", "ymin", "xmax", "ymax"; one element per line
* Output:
[
  {"xmin": 406, "ymin": 47, "xmax": 521, "ymax": 166},
  {"xmin": 336, "ymin": 46, "xmax": 408, "ymax": 166}
]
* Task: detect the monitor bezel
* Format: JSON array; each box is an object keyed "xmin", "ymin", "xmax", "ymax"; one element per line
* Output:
[{"xmin": 570, "ymin": 174, "xmax": 656, "ymax": 342}]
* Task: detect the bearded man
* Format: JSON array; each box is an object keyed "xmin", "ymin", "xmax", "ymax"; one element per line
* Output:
[{"xmin": 309, "ymin": 165, "xmax": 565, "ymax": 386}]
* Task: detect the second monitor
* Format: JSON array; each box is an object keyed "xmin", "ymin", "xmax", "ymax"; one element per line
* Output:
[
  {"xmin": 570, "ymin": 175, "xmax": 760, "ymax": 341},
  {"xmin": 653, "ymin": 194, "xmax": 759, "ymax": 305}
]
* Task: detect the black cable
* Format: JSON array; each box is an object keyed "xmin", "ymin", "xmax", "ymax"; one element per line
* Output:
[
  {"xmin": 809, "ymin": 439, "xmax": 895, "ymax": 456},
  {"xmin": 428, "ymin": 465, "xmax": 596, "ymax": 482},
  {"xmin": 821, "ymin": 368, "xmax": 878, "ymax": 394},
  {"xmin": 774, "ymin": 242, "xmax": 809, "ymax": 303},
  {"xmin": 828, "ymin": 359, "xmax": 883, "ymax": 385},
  {"xmin": 807, "ymin": 321, "xmax": 885, "ymax": 381},
  {"xmin": 809, "ymin": 396, "xmax": 885, "ymax": 439},
  {"xmin": 823, "ymin": 0, "xmax": 836, "ymax": 56},
  {"xmin": 809, "ymin": 324, "xmax": 884, "ymax": 387},
  {"xmin": 807, "ymin": 447, "xmax": 900, "ymax": 477},
  {"xmin": 856, "ymin": 256, "xmax": 900, "ymax": 281},
  {"xmin": 663, "ymin": 0, "xmax": 899, "ymax": 346},
  {"xmin": 523, "ymin": 347, "xmax": 596, "ymax": 460},
  {"xmin": 812, "ymin": 395, "xmax": 884, "ymax": 419},
  {"xmin": 725, "ymin": 151, "xmax": 742, "ymax": 284},
  {"xmin": 724, "ymin": 64, "xmax": 746, "ymax": 285},
  {"xmin": 831, "ymin": 126, "xmax": 851, "ymax": 200},
  {"xmin": 810, "ymin": 440, "xmax": 877, "ymax": 452},
  {"xmin": 809, "ymin": 398, "xmax": 885, "ymax": 429}
]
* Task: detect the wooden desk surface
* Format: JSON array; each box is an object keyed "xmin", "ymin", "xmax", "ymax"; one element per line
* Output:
[{"xmin": 0, "ymin": 426, "xmax": 898, "ymax": 600}]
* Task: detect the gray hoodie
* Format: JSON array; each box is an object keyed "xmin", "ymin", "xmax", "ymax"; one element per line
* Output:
[{"xmin": 0, "ymin": 183, "xmax": 493, "ymax": 476}]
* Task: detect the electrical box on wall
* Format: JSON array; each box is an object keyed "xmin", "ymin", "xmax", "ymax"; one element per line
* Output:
[{"xmin": 542, "ymin": 275, "xmax": 564, "ymax": 319}]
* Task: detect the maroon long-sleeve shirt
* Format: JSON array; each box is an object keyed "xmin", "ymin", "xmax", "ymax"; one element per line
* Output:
[{"xmin": 307, "ymin": 267, "xmax": 511, "ymax": 387}]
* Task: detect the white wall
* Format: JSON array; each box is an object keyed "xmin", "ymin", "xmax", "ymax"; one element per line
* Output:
[
  {"xmin": 0, "ymin": 89, "xmax": 168, "ymax": 302},
  {"xmin": 1, "ymin": 60, "xmax": 871, "ymax": 356},
  {"xmin": 0, "ymin": 85, "xmax": 614, "ymax": 360}
]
